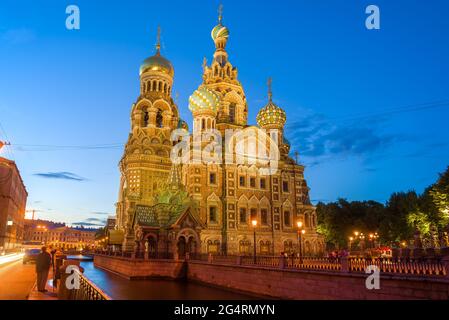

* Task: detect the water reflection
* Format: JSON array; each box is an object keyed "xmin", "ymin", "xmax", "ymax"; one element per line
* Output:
[{"xmin": 79, "ymin": 260, "xmax": 256, "ymax": 300}]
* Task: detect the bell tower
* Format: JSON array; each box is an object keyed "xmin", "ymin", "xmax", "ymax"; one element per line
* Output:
[{"xmin": 116, "ymin": 28, "xmax": 179, "ymax": 252}]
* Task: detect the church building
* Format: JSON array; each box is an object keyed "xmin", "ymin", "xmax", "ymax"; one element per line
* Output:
[{"xmin": 112, "ymin": 9, "xmax": 324, "ymax": 258}]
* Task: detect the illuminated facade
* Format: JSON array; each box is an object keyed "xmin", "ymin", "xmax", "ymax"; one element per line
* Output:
[
  {"xmin": 24, "ymin": 220, "xmax": 97, "ymax": 250},
  {"xmin": 0, "ymin": 157, "xmax": 27, "ymax": 252},
  {"xmin": 114, "ymin": 12, "xmax": 324, "ymax": 257}
]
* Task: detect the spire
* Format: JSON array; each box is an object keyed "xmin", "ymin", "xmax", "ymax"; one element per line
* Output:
[
  {"xmin": 267, "ymin": 77, "xmax": 273, "ymax": 102},
  {"xmin": 218, "ymin": 4, "xmax": 223, "ymax": 25},
  {"xmin": 155, "ymin": 26, "xmax": 161, "ymax": 55}
]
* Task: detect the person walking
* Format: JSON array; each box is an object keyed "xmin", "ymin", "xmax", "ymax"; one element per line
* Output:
[{"xmin": 36, "ymin": 246, "xmax": 51, "ymax": 292}]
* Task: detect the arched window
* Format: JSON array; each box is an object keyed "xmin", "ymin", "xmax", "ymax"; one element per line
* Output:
[
  {"xmin": 143, "ymin": 111, "xmax": 149, "ymax": 127},
  {"xmin": 202, "ymin": 118, "xmax": 205, "ymax": 130},
  {"xmin": 156, "ymin": 109, "xmax": 163, "ymax": 128},
  {"xmin": 158, "ymin": 82, "xmax": 162, "ymax": 91},
  {"xmin": 229, "ymin": 103, "xmax": 236, "ymax": 123},
  {"xmin": 261, "ymin": 209, "xmax": 268, "ymax": 225}
]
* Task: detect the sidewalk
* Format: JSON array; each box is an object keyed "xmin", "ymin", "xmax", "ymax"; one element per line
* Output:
[{"xmin": 28, "ymin": 270, "xmax": 58, "ymax": 300}]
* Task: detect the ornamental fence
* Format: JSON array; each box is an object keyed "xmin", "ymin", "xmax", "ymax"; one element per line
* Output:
[{"xmin": 94, "ymin": 250, "xmax": 449, "ymax": 278}]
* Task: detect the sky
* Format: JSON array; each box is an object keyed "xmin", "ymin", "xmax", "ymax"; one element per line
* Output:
[{"xmin": 1, "ymin": 0, "xmax": 448, "ymax": 227}]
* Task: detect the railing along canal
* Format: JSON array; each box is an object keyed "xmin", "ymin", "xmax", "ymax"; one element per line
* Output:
[
  {"xmin": 94, "ymin": 250, "xmax": 449, "ymax": 279},
  {"xmin": 64, "ymin": 269, "xmax": 111, "ymax": 300}
]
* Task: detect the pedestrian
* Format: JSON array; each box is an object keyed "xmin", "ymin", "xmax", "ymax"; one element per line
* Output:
[{"xmin": 36, "ymin": 246, "xmax": 51, "ymax": 292}]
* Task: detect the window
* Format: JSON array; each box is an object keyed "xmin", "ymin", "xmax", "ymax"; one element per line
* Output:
[
  {"xmin": 209, "ymin": 207, "xmax": 217, "ymax": 223},
  {"xmin": 156, "ymin": 109, "xmax": 163, "ymax": 128},
  {"xmin": 284, "ymin": 211, "xmax": 291, "ymax": 226},
  {"xmin": 239, "ymin": 208, "xmax": 247, "ymax": 223},
  {"xmin": 202, "ymin": 119, "xmax": 205, "ymax": 130},
  {"xmin": 250, "ymin": 177, "xmax": 256, "ymax": 188},
  {"xmin": 260, "ymin": 178, "xmax": 266, "ymax": 189},
  {"xmin": 229, "ymin": 103, "xmax": 236, "ymax": 123},
  {"xmin": 250, "ymin": 208, "xmax": 257, "ymax": 221},
  {"xmin": 282, "ymin": 180, "xmax": 289, "ymax": 192},
  {"xmin": 261, "ymin": 209, "xmax": 268, "ymax": 225},
  {"xmin": 239, "ymin": 176, "xmax": 245, "ymax": 187},
  {"xmin": 143, "ymin": 111, "xmax": 149, "ymax": 127},
  {"xmin": 209, "ymin": 173, "xmax": 216, "ymax": 185}
]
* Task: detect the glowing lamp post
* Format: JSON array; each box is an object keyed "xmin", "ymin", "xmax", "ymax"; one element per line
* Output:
[
  {"xmin": 349, "ymin": 236, "xmax": 354, "ymax": 250},
  {"xmin": 251, "ymin": 219, "xmax": 257, "ymax": 264},
  {"xmin": 297, "ymin": 221, "xmax": 305, "ymax": 264}
]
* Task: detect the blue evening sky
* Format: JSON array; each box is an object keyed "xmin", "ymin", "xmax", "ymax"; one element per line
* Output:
[{"xmin": 1, "ymin": 0, "xmax": 448, "ymax": 226}]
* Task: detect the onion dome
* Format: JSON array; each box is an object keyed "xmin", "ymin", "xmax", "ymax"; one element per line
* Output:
[
  {"xmin": 211, "ymin": 24, "xmax": 229, "ymax": 42},
  {"xmin": 188, "ymin": 86, "xmax": 220, "ymax": 115},
  {"xmin": 140, "ymin": 27, "xmax": 174, "ymax": 77},
  {"xmin": 256, "ymin": 101, "xmax": 286, "ymax": 128},
  {"xmin": 257, "ymin": 77, "xmax": 286, "ymax": 128},
  {"xmin": 177, "ymin": 119, "xmax": 189, "ymax": 131},
  {"xmin": 140, "ymin": 53, "xmax": 174, "ymax": 77}
]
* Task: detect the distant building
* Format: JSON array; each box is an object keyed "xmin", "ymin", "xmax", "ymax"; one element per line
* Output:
[
  {"xmin": 0, "ymin": 157, "xmax": 28, "ymax": 252},
  {"xmin": 23, "ymin": 219, "xmax": 97, "ymax": 250}
]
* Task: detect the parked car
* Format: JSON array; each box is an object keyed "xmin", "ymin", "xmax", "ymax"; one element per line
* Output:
[{"xmin": 23, "ymin": 248, "xmax": 41, "ymax": 264}]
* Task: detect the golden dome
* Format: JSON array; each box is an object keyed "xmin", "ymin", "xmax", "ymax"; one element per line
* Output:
[
  {"xmin": 188, "ymin": 86, "xmax": 220, "ymax": 115},
  {"xmin": 256, "ymin": 101, "xmax": 286, "ymax": 128},
  {"xmin": 139, "ymin": 53, "xmax": 174, "ymax": 77}
]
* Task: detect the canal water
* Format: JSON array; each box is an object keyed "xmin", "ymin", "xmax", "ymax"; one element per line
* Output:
[{"xmin": 70, "ymin": 256, "xmax": 256, "ymax": 300}]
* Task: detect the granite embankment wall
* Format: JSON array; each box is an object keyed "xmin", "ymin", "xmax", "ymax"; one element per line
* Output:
[
  {"xmin": 187, "ymin": 261, "xmax": 449, "ymax": 300},
  {"xmin": 94, "ymin": 255, "xmax": 449, "ymax": 299},
  {"xmin": 93, "ymin": 255, "xmax": 186, "ymax": 280}
]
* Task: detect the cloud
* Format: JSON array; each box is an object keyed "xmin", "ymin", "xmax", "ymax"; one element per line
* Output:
[
  {"xmin": 1, "ymin": 28, "xmax": 36, "ymax": 44},
  {"xmin": 85, "ymin": 217, "xmax": 107, "ymax": 223},
  {"xmin": 34, "ymin": 172, "xmax": 86, "ymax": 181},
  {"xmin": 91, "ymin": 211, "xmax": 110, "ymax": 216},
  {"xmin": 72, "ymin": 221, "xmax": 104, "ymax": 227},
  {"xmin": 286, "ymin": 111, "xmax": 402, "ymax": 165}
]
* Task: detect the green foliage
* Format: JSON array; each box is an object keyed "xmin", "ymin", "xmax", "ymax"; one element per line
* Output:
[{"xmin": 316, "ymin": 166, "xmax": 449, "ymax": 247}]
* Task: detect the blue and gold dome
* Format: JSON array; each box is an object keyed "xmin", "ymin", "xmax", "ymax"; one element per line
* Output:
[
  {"xmin": 188, "ymin": 86, "xmax": 220, "ymax": 114},
  {"xmin": 256, "ymin": 101, "xmax": 286, "ymax": 128},
  {"xmin": 140, "ymin": 53, "xmax": 174, "ymax": 77}
]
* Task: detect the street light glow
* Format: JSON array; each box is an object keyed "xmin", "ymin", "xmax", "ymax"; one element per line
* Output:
[
  {"xmin": 251, "ymin": 220, "xmax": 257, "ymax": 227},
  {"xmin": 297, "ymin": 221, "xmax": 303, "ymax": 228}
]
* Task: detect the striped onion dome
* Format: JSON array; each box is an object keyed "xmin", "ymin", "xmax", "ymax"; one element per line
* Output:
[
  {"xmin": 188, "ymin": 86, "xmax": 220, "ymax": 114},
  {"xmin": 256, "ymin": 101, "xmax": 286, "ymax": 128},
  {"xmin": 211, "ymin": 24, "xmax": 229, "ymax": 42}
]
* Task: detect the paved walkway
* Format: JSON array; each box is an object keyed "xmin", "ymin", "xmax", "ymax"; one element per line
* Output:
[
  {"xmin": 0, "ymin": 259, "xmax": 36, "ymax": 300},
  {"xmin": 28, "ymin": 271, "xmax": 58, "ymax": 300}
]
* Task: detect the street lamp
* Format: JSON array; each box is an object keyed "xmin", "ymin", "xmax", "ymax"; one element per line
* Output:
[
  {"xmin": 349, "ymin": 236, "xmax": 354, "ymax": 250},
  {"xmin": 251, "ymin": 219, "xmax": 257, "ymax": 264},
  {"xmin": 297, "ymin": 221, "xmax": 305, "ymax": 264}
]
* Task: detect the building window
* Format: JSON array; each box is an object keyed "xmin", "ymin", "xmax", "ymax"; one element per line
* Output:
[
  {"xmin": 282, "ymin": 180, "xmax": 289, "ymax": 192},
  {"xmin": 260, "ymin": 178, "xmax": 266, "ymax": 189},
  {"xmin": 143, "ymin": 111, "xmax": 149, "ymax": 127},
  {"xmin": 284, "ymin": 211, "xmax": 291, "ymax": 226},
  {"xmin": 229, "ymin": 103, "xmax": 236, "ymax": 123},
  {"xmin": 209, "ymin": 173, "xmax": 216, "ymax": 185},
  {"xmin": 261, "ymin": 209, "xmax": 268, "ymax": 225},
  {"xmin": 250, "ymin": 208, "xmax": 257, "ymax": 221},
  {"xmin": 209, "ymin": 206, "xmax": 217, "ymax": 223},
  {"xmin": 156, "ymin": 109, "xmax": 163, "ymax": 128},
  {"xmin": 239, "ymin": 176, "xmax": 245, "ymax": 187},
  {"xmin": 239, "ymin": 208, "xmax": 247, "ymax": 223},
  {"xmin": 250, "ymin": 177, "xmax": 256, "ymax": 188}
]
